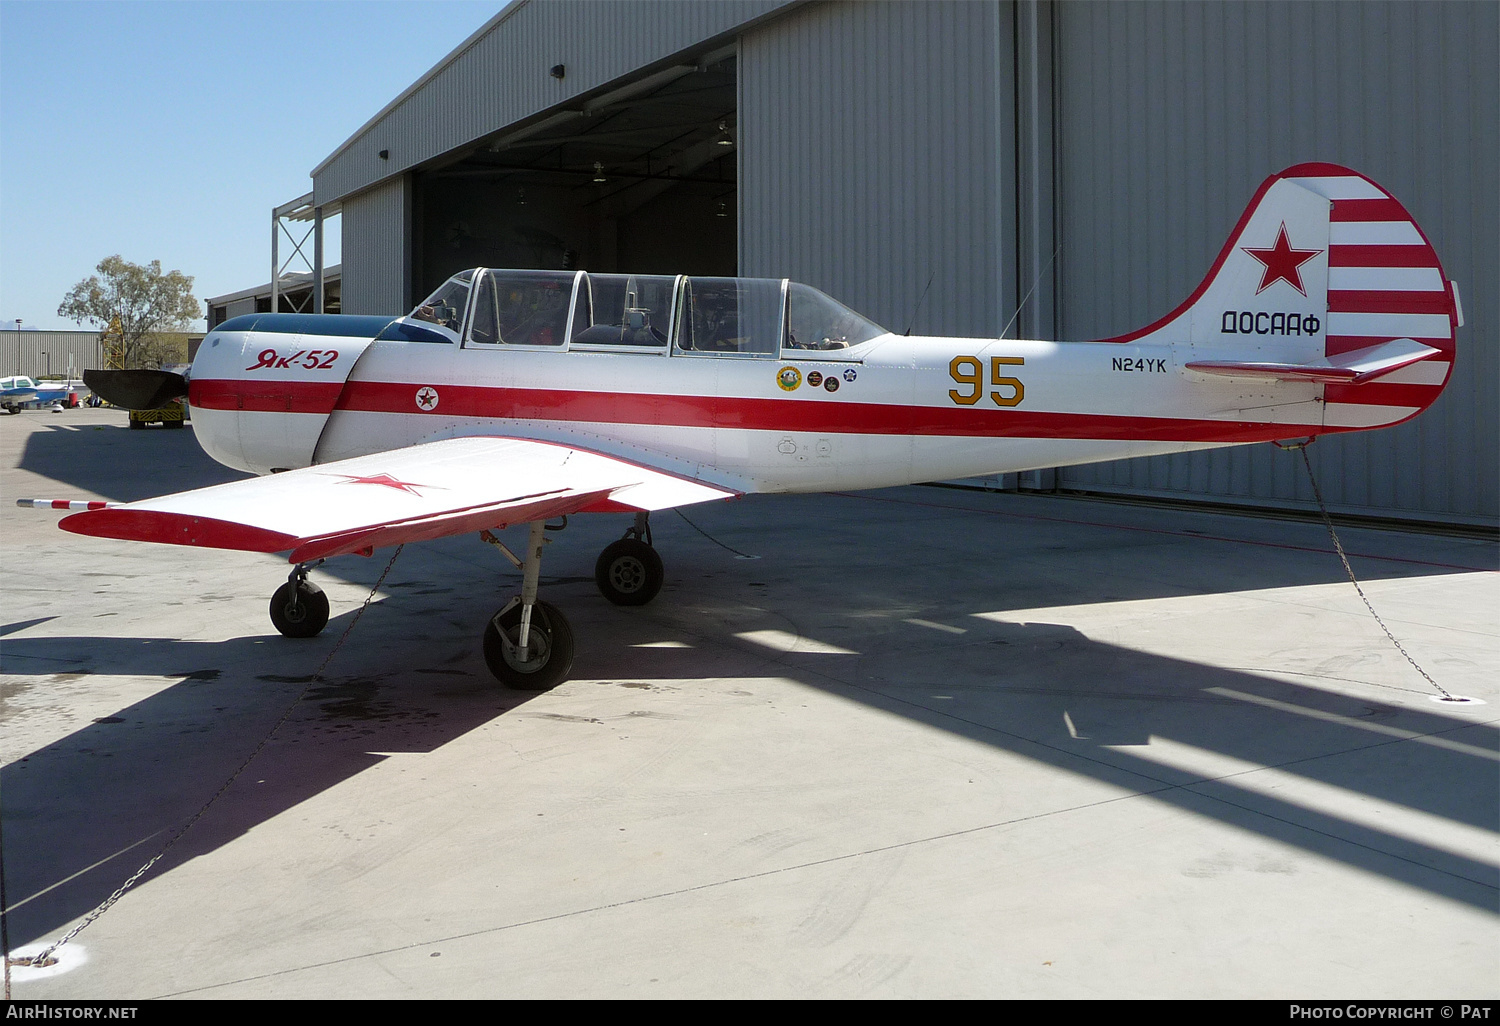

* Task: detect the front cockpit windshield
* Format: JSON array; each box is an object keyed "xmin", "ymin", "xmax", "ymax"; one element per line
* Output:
[
  {"xmin": 784, "ymin": 283, "xmax": 886, "ymax": 351},
  {"xmin": 677, "ymin": 277, "xmax": 784, "ymax": 355},
  {"xmin": 410, "ymin": 271, "xmax": 474, "ymax": 333}
]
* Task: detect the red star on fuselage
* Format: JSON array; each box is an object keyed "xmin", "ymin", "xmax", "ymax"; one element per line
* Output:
[
  {"xmin": 332, "ymin": 473, "xmax": 430, "ymax": 495},
  {"xmin": 1241, "ymin": 222, "xmax": 1322, "ymax": 296}
]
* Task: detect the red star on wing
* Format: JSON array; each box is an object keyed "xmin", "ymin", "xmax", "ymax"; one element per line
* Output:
[
  {"xmin": 1241, "ymin": 222, "xmax": 1322, "ymax": 296},
  {"xmin": 332, "ymin": 473, "xmax": 430, "ymax": 495}
]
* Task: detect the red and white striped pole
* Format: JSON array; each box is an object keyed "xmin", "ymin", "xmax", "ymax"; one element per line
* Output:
[{"xmin": 14, "ymin": 499, "xmax": 115, "ymax": 510}]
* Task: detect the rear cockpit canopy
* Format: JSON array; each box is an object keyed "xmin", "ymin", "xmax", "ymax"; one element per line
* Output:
[{"xmin": 403, "ymin": 270, "xmax": 887, "ymax": 357}]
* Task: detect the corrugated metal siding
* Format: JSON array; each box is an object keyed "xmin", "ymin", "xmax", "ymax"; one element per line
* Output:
[
  {"xmin": 225, "ymin": 298, "xmax": 256, "ymax": 320},
  {"xmin": 739, "ymin": 0, "xmax": 1013, "ymax": 339},
  {"xmin": 0, "ymin": 331, "xmax": 104, "ymax": 377},
  {"xmin": 1052, "ymin": 0, "xmax": 1498, "ymax": 523},
  {"xmin": 341, "ymin": 176, "xmax": 411, "ymax": 315},
  {"xmin": 313, "ymin": 0, "xmax": 798, "ymax": 206}
]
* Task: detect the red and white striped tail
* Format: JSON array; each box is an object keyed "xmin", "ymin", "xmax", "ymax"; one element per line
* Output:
[
  {"xmin": 1102, "ymin": 162, "xmax": 1460, "ymax": 433},
  {"xmin": 16, "ymin": 499, "xmax": 114, "ymax": 511},
  {"xmin": 1284, "ymin": 163, "xmax": 1458, "ymax": 429}
]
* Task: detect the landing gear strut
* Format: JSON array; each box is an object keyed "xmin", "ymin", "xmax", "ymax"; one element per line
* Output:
[
  {"xmin": 481, "ymin": 522, "xmax": 575, "ymax": 690},
  {"xmin": 595, "ymin": 512, "xmax": 664, "ymax": 606},
  {"xmin": 269, "ymin": 561, "xmax": 329, "ymax": 638}
]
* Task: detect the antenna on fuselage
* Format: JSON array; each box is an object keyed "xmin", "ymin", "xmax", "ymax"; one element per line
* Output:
[
  {"xmin": 904, "ymin": 272, "xmax": 935, "ymax": 336},
  {"xmin": 999, "ymin": 243, "xmax": 1062, "ymax": 340}
]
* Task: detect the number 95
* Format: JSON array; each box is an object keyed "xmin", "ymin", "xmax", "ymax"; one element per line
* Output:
[{"xmin": 949, "ymin": 356, "xmax": 1024, "ymax": 407}]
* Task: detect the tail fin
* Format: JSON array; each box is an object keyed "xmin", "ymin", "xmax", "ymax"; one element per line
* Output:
[{"xmin": 1103, "ymin": 163, "xmax": 1460, "ymax": 430}]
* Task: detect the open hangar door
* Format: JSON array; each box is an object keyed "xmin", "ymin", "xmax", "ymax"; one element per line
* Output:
[{"xmin": 412, "ymin": 49, "xmax": 738, "ymax": 299}]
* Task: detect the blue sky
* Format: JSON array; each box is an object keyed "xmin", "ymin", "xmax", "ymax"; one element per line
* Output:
[{"xmin": 1, "ymin": 0, "xmax": 502, "ymax": 329}]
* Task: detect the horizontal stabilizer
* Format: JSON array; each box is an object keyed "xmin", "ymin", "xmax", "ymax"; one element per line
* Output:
[
  {"xmin": 84, "ymin": 369, "xmax": 189, "ymax": 410},
  {"xmin": 59, "ymin": 436, "xmax": 738, "ymax": 562},
  {"xmin": 1185, "ymin": 338, "xmax": 1440, "ymax": 385}
]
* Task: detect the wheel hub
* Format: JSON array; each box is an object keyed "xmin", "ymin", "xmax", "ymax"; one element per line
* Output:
[
  {"xmin": 501, "ymin": 623, "xmax": 552, "ymax": 672},
  {"xmin": 609, "ymin": 557, "xmax": 646, "ymax": 592}
]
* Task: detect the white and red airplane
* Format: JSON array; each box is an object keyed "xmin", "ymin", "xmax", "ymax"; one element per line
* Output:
[{"xmin": 47, "ymin": 162, "xmax": 1462, "ymax": 690}]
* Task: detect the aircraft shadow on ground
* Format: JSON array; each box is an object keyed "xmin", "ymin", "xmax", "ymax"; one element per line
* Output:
[
  {"xmin": 17, "ymin": 420, "xmax": 252, "ymax": 503},
  {"xmin": 0, "ymin": 627, "xmax": 543, "ymax": 948},
  {"xmin": 3, "ymin": 472, "xmax": 1496, "ymax": 946}
]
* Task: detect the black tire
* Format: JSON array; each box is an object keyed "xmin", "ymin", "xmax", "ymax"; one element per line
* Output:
[
  {"xmin": 128, "ymin": 418, "xmax": 145, "ymax": 429},
  {"xmin": 269, "ymin": 580, "xmax": 330, "ymax": 638},
  {"xmin": 483, "ymin": 600, "xmax": 575, "ymax": 691},
  {"xmin": 594, "ymin": 538, "xmax": 664, "ymax": 606},
  {"xmin": 165, "ymin": 418, "xmax": 185, "ymax": 429}
]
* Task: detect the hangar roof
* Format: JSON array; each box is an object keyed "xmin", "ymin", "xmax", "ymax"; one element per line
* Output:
[{"xmin": 311, "ymin": 0, "xmax": 798, "ymax": 207}]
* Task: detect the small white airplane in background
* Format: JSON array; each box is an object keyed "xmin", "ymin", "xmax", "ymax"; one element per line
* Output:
[
  {"xmin": 1, "ymin": 375, "xmax": 42, "ymax": 414},
  {"xmin": 42, "ymin": 162, "xmax": 1461, "ymax": 690}
]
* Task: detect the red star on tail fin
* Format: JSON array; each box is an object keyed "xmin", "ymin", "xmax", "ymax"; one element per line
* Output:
[{"xmin": 1242, "ymin": 222, "xmax": 1321, "ymax": 296}]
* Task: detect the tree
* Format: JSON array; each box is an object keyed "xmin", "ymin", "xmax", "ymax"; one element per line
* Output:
[{"xmin": 58, "ymin": 256, "xmax": 202, "ymax": 369}]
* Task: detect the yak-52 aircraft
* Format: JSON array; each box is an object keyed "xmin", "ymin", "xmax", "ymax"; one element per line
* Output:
[{"xmin": 46, "ymin": 163, "xmax": 1462, "ymax": 690}]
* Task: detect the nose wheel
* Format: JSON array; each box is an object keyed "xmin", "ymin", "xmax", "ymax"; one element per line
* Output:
[{"xmin": 595, "ymin": 512, "xmax": 664, "ymax": 606}]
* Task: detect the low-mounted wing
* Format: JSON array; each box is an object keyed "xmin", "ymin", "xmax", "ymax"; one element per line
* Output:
[{"xmin": 61, "ymin": 436, "xmax": 737, "ymax": 563}]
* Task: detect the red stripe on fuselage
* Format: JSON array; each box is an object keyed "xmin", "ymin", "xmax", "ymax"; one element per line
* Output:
[
  {"xmin": 324, "ymin": 379, "xmax": 1332, "ymax": 442},
  {"xmin": 189, "ymin": 378, "xmax": 344, "ymax": 413}
]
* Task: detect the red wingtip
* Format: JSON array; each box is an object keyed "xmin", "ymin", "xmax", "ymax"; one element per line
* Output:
[{"xmin": 61, "ymin": 508, "xmax": 297, "ymax": 553}]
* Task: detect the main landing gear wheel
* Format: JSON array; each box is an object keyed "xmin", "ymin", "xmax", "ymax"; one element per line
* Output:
[
  {"xmin": 595, "ymin": 538, "xmax": 664, "ymax": 606},
  {"xmin": 269, "ymin": 579, "xmax": 329, "ymax": 638},
  {"xmin": 483, "ymin": 600, "xmax": 575, "ymax": 691}
]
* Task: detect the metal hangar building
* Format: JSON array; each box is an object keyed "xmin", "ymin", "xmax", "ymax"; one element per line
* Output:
[{"xmin": 302, "ymin": 0, "xmax": 1497, "ymax": 527}]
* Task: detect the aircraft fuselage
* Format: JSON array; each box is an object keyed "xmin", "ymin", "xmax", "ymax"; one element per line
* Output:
[{"xmin": 188, "ymin": 322, "xmax": 1344, "ymax": 493}]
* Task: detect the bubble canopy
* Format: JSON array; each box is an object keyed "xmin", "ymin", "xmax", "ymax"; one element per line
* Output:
[{"xmin": 407, "ymin": 270, "xmax": 888, "ymax": 356}]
